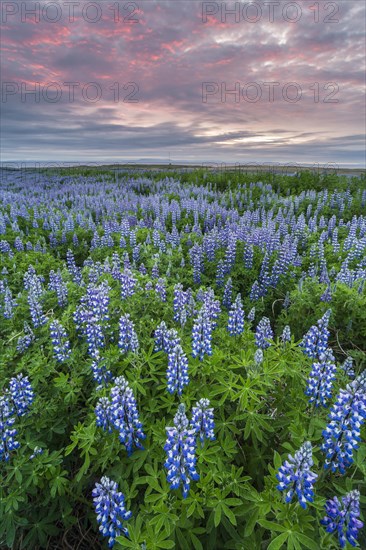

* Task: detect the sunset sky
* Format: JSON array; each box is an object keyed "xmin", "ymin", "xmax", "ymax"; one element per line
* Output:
[{"xmin": 1, "ymin": 0, "xmax": 365, "ymax": 166}]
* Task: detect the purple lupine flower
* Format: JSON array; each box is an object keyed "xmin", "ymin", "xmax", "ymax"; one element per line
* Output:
[
  {"xmin": 190, "ymin": 398, "xmax": 215, "ymax": 444},
  {"xmin": 192, "ymin": 306, "xmax": 213, "ymax": 361},
  {"xmin": 163, "ymin": 328, "xmax": 181, "ymax": 354},
  {"xmin": 66, "ymin": 249, "xmax": 82, "ymax": 285},
  {"xmin": 74, "ymin": 282, "xmax": 110, "ymax": 358},
  {"xmin": 321, "ymin": 490, "xmax": 363, "ymax": 549},
  {"xmin": 28, "ymin": 291, "xmax": 47, "ymax": 328},
  {"xmin": 151, "ymin": 263, "xmax": 159, "ymax": 279},
  {"xmin": 120, "ymin": 269, "xmax": 137, "ymax": 299},
  {"xmin": 254, "ymin": 348, "xmax": 264, "ymax": 366},
  {"xmin": 164, "ymin": 404, "xmax": 199, "ymax": 498},
  {"xmin": 118, "ymin": 314, "xmax": 139, "ymax": 354},
  {"xmin": 16, "ymin": 322, "xmax": 34, "ymax": 353},
  {"xmin": 95, "ymin": 397, "xmax": 114, "ymax": 433},
  {"xmin": 255, "ymin": 317, "xmax": 273, "ymax": 350},
  {"xmin": 320, "ymin": 285, "xmax": 332, "ymax": 303},
  {"xmin": 201, "ymin": 288, "xmax": 220, "ymax": 327},
  {"xmin": 91, "ymin": 354, "xmax": 113, "ymax": 388},
  {"xmin": 92, "ymin": 477, "xmax": 132, "ymax": 548},
  {"xmin": 342, "ymin": 357, "xmax": 355, "ymax": 378},
  {"xmin": 167, "ymin": 345, "xmax": 189, "ymax": 396},
  {"xmin": 300, "ymin": 310, "xmax": 331, "ymax": 359},
  {"xmin": 276, "ymin": 441, "xmax": 318, "ymax": 509},
  {"xmin": 48, "ymin": 269, "xmax": 68, "ymax": 307},
  {"xmin": 8, "ymin": 374, "xmax": 34, "ymax": 417},
  {"xmin": 110, "ymin": 376, "xmax": 145, "ymax": 455},
  {"xmin": 216, "ymin": 259, "xmax": 225, "ymax": 287},
  {"xmin": 321, "ymin": 371, "xmax": 366, "ymax": 474},
  {"xmin": 155, "ymin": 278, "xmax": 167, "ymax": 302},
  {"xmin": 3, "ymin": 287, "xmax": 17, "ymax": 319},
  {"xmin": 247, "ymin": 307, "xmax": 255, "ymax": 323},
  {"xmin": 250, "ymin": 280, "xmax": 261, "ymax": 301},
  {"xmin": 223, "ymin": 277, "xmax": 233, "ymax": 309},
  {"xmin": 154, "ymin": 321, "xmax": 168, "ymax": 352},
  {"xmin": 305, "ymin": 349, "xmax": 336, "ymax": 407},
  {"xmin": 0, "ymin": 396, "xmax": 20, "ymax": 462},
  {"xmin": 244, "ymin": 244, "xmax": 253, "ymax": 268},
  {"xmin": 49, "ymin": 320, "xmax": 71, "ymax": 363},
  {"xmin": 189, "ymin": 242, "xmax": 203, "ymax": 284},
  {"xmin": 173, "ymin": 283, "xmax": 193, "ymax": 326},
  {"xmin": 227, "ymin": 293, "xmax": 244, "ymax": 336},
  {"xmin": 281, "ymin": 325, "xmax": 291, "ymax": 343}
]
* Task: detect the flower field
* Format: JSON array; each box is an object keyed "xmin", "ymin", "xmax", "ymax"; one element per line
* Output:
[{"xmin": 0, "ymin": 168, "xmax": 365, "ymax": 549}]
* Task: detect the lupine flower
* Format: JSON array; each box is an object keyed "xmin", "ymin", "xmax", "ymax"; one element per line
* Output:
[
  {"xmin": 120, "ymin": 269, "xmax": 137, "ymax": 299},
  {"xmin": 49, "ymin": 320, "xmax": 71, "ymax": 363},
  {"xmin": 8, "ymin": 374, "xmax": 34, "ymax": 416},
  {"xmin": 110, "ymin": 377, "xmax": 145, "ymax": 455},
  {"xmin": 201, "ymin": 288, "xmax": 220, "ymax": 327},
  {"xmin": 255, "ymin": 317, "xmax": 273, "ymax": 350},
  {"xmin": 3, "ymin": 287, "xmax": 17, "ymax": 319},
  {"xmin": 305, "ymin": 350, "xmax": 336, "ymax": 407},
  {"xmin": 92, "ymin": 476, "xmax": 132, "ymax": 548},
  {"xmin": 91, "ymin": 354, "xmax": 113, "ymax": 388},
  {"xmin": 0, "ymin": 396, "xmax": 20, "ymax": 462},
  {"xmin": 48, "ymin": 269, "xmax": 68, "ymax": 307},
  {"xmin": 276, "ymin": 441, "xmax": 318, "ymax": 509},
  {"xmin": 154, "ymin": 321, "xmax": 168, "ymax": 352},
  {"xmin": 66, "ymin": 249, "xmax": 82, "ymax": 285},
  {"xmin": 95, "ymin": 397, "xmax": 114, "ymax": 433},
  {"xmin": 247, "ymin": 307, "xmax": 255, "ymax": 322},
  {"xmin": 300, "ymin": 310, "xmax": 331, "ymax": 359},
  {"xmin": 250, "ymin": 280, "xmax": 261, "ymax": 301},
  {"xmin": 164, "ymin": 404, "xmax": 199, "ymax": 498},
  {"xmin": 167, "ymin": 345, "xmax": 189, "ymax": 396},
  {"xmin": 321, "ymin": 490, "xmax": 363, "ymax": 549},
  {"xmin": 342, "ymin": 357, "xmax": 355, "ymax": 378},
  {"xmin": 28, "ymin": 291, "xmax": 47, "ymax": 328},
  {"xmin": 189, "ymin": 243, "xmax": 203, "ymax": 284},
  {"xmin": 223, "ymin": 278, "xmax": 233, "ymax": 309},
  {"xmin": 16, "ymin": 322, "xmax": 34, "ymax": 353},
  {"xmin": 151, "ymin": 263, "xmax": 159, "ymax": 279},
  {"xmin": 281, "ymin": 325, "xmax": 291, "ymax": 343},
  {"xmin": 155, "ymin": 278, "xmax": 167, "ymax": 302},
  {"xmin": 162, "ymin": 329, "xmax": 179, "ymax": 353},
  {"xmin": 192, "ymin": 306, "xmax": 213, "ymax": 361},
  {"xmin": 254, "ymin": 348, "xmax": 264, "ymax": 366},
  {"xmin": 227, "ymin": 293, "xmax": 244, "ymax": 336},
  {"xmin": 118, "ymin": 314, "xmax": 139, "ymax": 354},
  {"xmin": 216, "ymin": 259, "xmax": 225, "ymax": 287},
  {"xmin": 321, "ymin": 371, "xmax": 366, "ymax": 474},
  {"xmin": 190, "ymin": 398, "xmax": 215, "ymax": 443}
]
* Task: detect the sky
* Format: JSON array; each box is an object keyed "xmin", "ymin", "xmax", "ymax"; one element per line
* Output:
[{"xmin": 1, "ymin": 0, "xmax": 365, "ymax": 166}]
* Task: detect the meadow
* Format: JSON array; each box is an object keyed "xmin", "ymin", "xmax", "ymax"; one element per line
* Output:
[{"xmin": 0, "ymin": 168, "xmax": 365, "ymax": 549}]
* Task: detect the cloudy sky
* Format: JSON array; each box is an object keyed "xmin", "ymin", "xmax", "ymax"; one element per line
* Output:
[{"xmin": 1, "ymin": 0, "xmax": 365, "ymax": 166}]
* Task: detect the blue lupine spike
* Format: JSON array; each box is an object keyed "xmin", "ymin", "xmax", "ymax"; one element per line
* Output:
[
  {"xmin": 164, "ymin": 404, "xmax": 199, "ymax": 498},
  {"xmin": 92, "ymin": 476, "xmax": 132, "ymax": 548},
  {"xmin": 167, "ymin": 344, "xmax": 189, "ymax": 396},
  {"xmin": 190, "ymin": 398, "xmax": 215, "ymax": 443},
  {"xmin": 321, "ymin": 371, "xmax": 366, "ymax": 474},
  {"xmin": 321, "ymin": 490, "xmax": 363, "ymax": 549},
  {"xmin": 276, "ymin": 441, "xmax": 318, "ymax": 509}
]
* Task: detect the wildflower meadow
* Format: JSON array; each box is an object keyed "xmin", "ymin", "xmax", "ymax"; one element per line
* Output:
[{"xmin": 0, "ymin": 168, "xmax": 365, "ymax": 549}]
